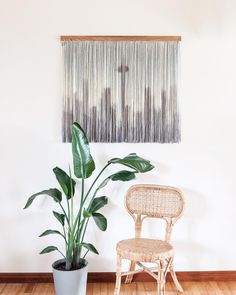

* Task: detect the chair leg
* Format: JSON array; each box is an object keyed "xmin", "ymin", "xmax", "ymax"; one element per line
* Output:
[
  {"xmin": 114, "ymin": 255, "xmax": 122, "ymax": 295},
  {"xmin": 157, "ymin": 260, "xmax": 165, "ymax": 295},
  {"xmin": 169, "ymin": 260, "xmax": 183, "ymax": 293},
  {"xmin": 125, "ymin": 261, "xmax": 136, "ymax": 284}
]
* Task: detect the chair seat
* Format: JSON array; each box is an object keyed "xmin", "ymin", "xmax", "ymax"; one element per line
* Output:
[{"xmin": 116, "ymin": 238, "xmax": 174, "ymax": 262}]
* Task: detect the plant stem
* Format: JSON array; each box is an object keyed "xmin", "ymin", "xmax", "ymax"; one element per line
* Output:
[
  {"xmin": 66, "ymin": 198, "xmax": 70, "ymax": 227},
  {"xmin": 87, "ymin": 188, "xmax": 99, "ymax": 210},
  {"xmin": 78, "ymin": 179, "xmax": 85, "ymax": 227},
  {"xmin": 74, "ymin": 178, "xmax": 85, "ymax": 264},
  {"xmin": 79, "ymin": 175, "xmax": 108, "ymax": 245},
  {"xmin": 72, "ymin": 164, "xmax": 110, "ymax": 236},
  {"xmin": 78, "ymin": 185, "xmax": 100, "ymax": 246},
  {"xmin": 57, "ymin": 249, "xmax": 66, "ymax": 259},
  {"xmin": 58, "ymin": 203, "xmax": 70, "ymax": 227},
  {"xmin": 71, "ymin": 164, "xmax": 111, "ymax": 268},
  {"xmin": 83, "ymin": 249, "xmax": 89, "ymax": 259},
  {"xmin": 62, "ymin": 226, "xmax": 67, "ymax": 244},
  {"xmin": 82, "ymin": 163, "xmax": 110, "ymax": 206},
  {"xmin": 80, "ymin": 218, "xmax": 89, "ymax": 243},
  {"xmin": 69, "ymin": 165, "xmax": 74, "ymax": 223}
]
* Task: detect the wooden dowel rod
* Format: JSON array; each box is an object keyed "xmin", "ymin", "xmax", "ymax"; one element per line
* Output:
[{"xmin": 60, "ymin": 35, "xmax": 182, "ymax": 42}]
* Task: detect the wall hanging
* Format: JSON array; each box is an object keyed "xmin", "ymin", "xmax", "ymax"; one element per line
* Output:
[{"xmin": 61, "ymin": 36, "xmax": 181, "ymax": 143}]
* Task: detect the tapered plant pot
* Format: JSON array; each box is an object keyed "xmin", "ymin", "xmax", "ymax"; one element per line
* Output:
[{"xmin": 52, "ymin": 258, "xmax": 88, "ymax": 295}]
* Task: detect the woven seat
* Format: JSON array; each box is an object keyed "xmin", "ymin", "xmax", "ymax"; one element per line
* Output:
[
  {"xmin": 114, "ymin": 184, "xmax": 185, "ymax": 295},
  {"xmin": 117, "ymin": 238, "xmax": 174, "ymax": 262}
]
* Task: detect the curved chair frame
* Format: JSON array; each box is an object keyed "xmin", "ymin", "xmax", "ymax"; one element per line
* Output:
[{"xmin": 114, "ymin": 184, "xmax": 185, "ymax": 295}]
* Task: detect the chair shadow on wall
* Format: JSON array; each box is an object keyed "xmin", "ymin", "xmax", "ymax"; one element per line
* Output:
[
  {"xmin": 174, "ymin": 188, "xmax": 211, "ymax": 269},
  {"xmin": 150, "ymin": 162, "xmax": 211, "ymax": 269}
]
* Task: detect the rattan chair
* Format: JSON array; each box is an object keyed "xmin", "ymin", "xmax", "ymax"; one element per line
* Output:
[{"xmin": 114, "ymin": 184, "xmax": 184, "ymax": 295}]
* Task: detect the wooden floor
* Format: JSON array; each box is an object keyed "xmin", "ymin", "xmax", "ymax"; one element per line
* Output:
[{"xmin": 0, "ymin": 282, "xmax": 235, "ymax": 294}]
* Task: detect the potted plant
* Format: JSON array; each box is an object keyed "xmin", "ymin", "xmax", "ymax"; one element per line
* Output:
[{"xmin": 24, "ymin": 122, "xmax": 154, "ymax": 295}]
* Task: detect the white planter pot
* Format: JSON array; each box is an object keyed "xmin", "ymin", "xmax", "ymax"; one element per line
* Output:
[{"xmin": 52, "ymin": 258, "xmax": 88, "ymax": 295}]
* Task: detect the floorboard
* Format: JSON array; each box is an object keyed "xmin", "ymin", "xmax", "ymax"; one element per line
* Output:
[{"xmin": 0, "ymin": 282, "xmax": 235, "ymax": 294}]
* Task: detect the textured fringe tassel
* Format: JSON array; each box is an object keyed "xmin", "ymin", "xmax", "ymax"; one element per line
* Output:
[{"xmin": 62, "ymin": 41, "xmax": 180, "ymax": 143}]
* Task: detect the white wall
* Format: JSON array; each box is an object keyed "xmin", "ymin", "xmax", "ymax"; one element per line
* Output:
[{"xmin": 0, "ymin": 0, "xmax": 236, "ymax": 272}]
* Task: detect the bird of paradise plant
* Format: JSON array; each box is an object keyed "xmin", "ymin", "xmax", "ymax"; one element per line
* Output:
[{"xmin": 24, "ymin": 122, "xmax": 154, "ymax": 270}]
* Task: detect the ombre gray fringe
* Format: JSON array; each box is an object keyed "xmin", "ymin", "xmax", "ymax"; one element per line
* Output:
[{"xmin": 62, "ymin": 41, "xmax": 180, "ymax": 143}]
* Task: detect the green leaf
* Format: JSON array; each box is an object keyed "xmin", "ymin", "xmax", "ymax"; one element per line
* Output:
[
  {"xmin": 83, "ymin": 209, "xmax": 92, "ymax": 218},
  {"xmin": 97, "ymin": 178, "xmax": 110, "ymax": 191},
  {"xmin": 109, "ymin": 170, "xmax": 136, "ymax": 181},
  {"xmin": 97, "ymin": 171, "xmax": 136, "ymax": 191},
  {"xmin": 53, "ymin": 167, "xmax": 76, "ymax": 199},
  {"xmin": 108, "ymin": 153, "xmax": 154, "ymax": 173},
  {"xmin": 23, "ymin": 189, "xmax": 62, "ymax": 209},
  {"xmin": 40, "ymin": 246, "xmax": 58, "ymax": 254},
  {"xmin": 81, "ymin": 242, "xmax": 99, "ymax": 255},
  {"xmin": 92, "ymin": 212, "xmax": 107, "ymax": 231},
  {"xmin": 53, "ymin": 211, "xmax": 65, "ymax": 226},
  {"xmin": 89, "ymin": 196, "xmax": 108, "ymax": 213},
  {"xmin": 72, "ymin": 122, "xmax": 95, "ymax": 179},
  {"xmin": 39, "ymin": 229, "xmax": 64, "ymax": 238}
]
